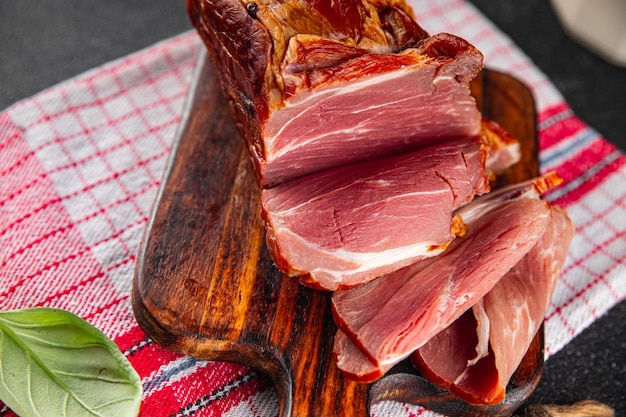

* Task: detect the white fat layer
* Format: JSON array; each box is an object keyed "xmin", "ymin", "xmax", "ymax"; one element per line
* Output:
[
  {"xmin": 272, "ymin": 187, "xmax": 448, "ymax": 217},
  {"xmin": 467, "ymin": 299, "xmax": 491, "ymax": 366},
  {"xmin": 455, "ymin": 180, "xmax": 543, "ymax": 223},
  {"xmin": 265, "ymin": 66, "xmax": 420, "ymax": 154},
  {"xmin": 279, "ymin": 228, "xmax": 446, "ymax": 287}
]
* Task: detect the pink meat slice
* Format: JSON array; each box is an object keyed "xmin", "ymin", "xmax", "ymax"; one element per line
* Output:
[
  {"xmin": 261, "ymin": 137, "xmax": 489, "ymax": 291},
  {"xmin": 411, "ymin": 206, "xmax": 574, "ymax": 405},
  {"xmin": 262, "ymin": 34, "xmax": 484, "ymax": 186},
  {"xmin": 332, "ymin": 178, "xmax": 556, "ymax": 381}
]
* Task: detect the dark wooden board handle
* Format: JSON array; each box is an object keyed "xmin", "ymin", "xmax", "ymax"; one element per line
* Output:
[{"xmin": 132, "ymin": 52, "xmax": 541, "ymax": 417}]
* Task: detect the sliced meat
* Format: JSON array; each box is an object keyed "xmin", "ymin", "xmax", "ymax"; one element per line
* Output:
[
  {"xmin": 481, "ymin": 118, "xmax": 521, "ymax": 175},
  {"xmin": 265, "ymin": 36, "xmax": 483, "ymax": 186},
  {"xmin": 188, "ymin": 0, "xmax": 483, "ymax": 187},
  {"xmin": 408, "ymin": 306, "xmax": 496, "ymax": 393},
  {"xmin": 411, "ymin": 205, "xmax": 574, "ymax": 405},
  {"xmin": 332, "ymin": 176, "xmax": 557, "ymax": 381},
  {"xmin": 485, "ymin": 206, "xmax": 573, "ymax": 385},
  {"xmin": 261, "ymin": 137, "xmax": 489, "ymax": 290}
]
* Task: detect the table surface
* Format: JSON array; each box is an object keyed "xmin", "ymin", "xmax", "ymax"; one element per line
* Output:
[{"xmin": 1, "ymin": 0, "xmax": 625, "ymax": 415}]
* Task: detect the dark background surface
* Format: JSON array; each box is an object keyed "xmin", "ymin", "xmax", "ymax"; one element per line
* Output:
[{"xmin": 1, "ymin": 0, "xmax": 625, "ymax": 415}]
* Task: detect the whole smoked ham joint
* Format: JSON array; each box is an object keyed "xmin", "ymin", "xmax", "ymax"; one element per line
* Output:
[{"xmin": 187, "ymin": 0, "xmax": 574, "ymax": 405}]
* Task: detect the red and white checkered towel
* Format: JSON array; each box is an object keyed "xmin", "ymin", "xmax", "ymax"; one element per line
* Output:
[{"xmin": 1, "ymin": 0, "xmax": 625, "ymax": 416}]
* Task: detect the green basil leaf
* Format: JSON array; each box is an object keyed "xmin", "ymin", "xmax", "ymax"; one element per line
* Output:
[{"xmin": 0, "ymin": 307, "xmax": 142, "ymax": 417}]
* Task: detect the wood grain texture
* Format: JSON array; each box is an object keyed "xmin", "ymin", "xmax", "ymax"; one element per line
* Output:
[{"xmin": 132, "ymin": 52, "xmax": 541, "ymax": 417}]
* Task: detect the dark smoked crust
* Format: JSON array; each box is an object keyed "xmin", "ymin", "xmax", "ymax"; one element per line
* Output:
[
  {"xmin": 186, "ymin": 0, "xmax": 271, "ymax": 119},
  {"xmin": 417, "ymin": 33, "xmax": 483, "ymax": 82},
  {"xmin": 379, "ymin": 5, "xmax": 429, "ymax": 51},
  {"xmin": 303, "ymin": 0, "xmax": 364, "ymax": 39},
  {"xmin": 187, "ymin": 0, "xmax": 270, "ymax": 180}
]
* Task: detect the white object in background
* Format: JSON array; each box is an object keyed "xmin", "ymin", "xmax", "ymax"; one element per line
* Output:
[{"xmin": 550, "ymin": 0, "xmax": 626, "ymax": 67}]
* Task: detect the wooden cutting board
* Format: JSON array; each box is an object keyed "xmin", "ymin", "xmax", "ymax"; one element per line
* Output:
[{"xmin": 132, "ymin": 52, "xmax": 542, "ymax": 417}]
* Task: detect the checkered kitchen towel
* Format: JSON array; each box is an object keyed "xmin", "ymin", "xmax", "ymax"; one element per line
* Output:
[{"xmin": 2, "ymin": 0, "xmax": 625, "ymax": 416}]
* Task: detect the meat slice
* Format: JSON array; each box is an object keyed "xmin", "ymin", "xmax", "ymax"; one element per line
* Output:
[
  {"xmin": 187, "ymin": 0, "xmax": 483, "ymax": 187},
  {"xmin": 264, "ymin": 37, "xmax": 483, "ymax": 186},
  {"xmin": 261, "ymin": 137, "xmax": 489, "ymax": 290},
  {"xmin": 332, "ymin": 176, "xmax": 559, "ymax": 381},
  {"xmin": 480, "ymin": 118, "xmax": 521, "ymax": 175},
  {"xmin": 411, "ymin": 206, "xmax": 574, "ymax": 405}
]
